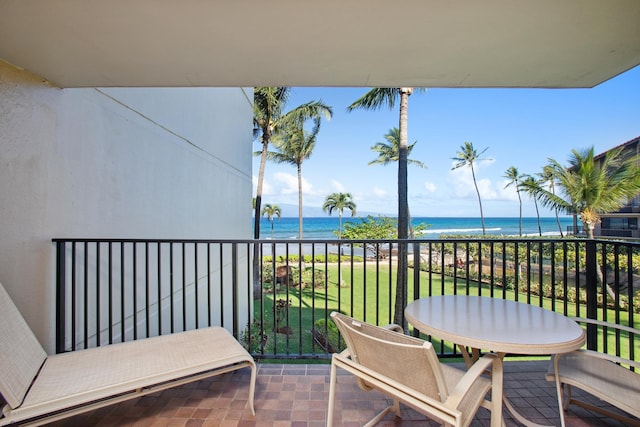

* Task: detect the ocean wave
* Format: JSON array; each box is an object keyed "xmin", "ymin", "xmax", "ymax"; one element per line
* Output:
[{"xmin": 420, "ymin": 227, "xmax": 502, "ymax": 234}]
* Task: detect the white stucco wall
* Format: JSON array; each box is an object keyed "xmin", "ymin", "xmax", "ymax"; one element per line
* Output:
[{"xmin": 0, "ymin": 61, "xmax": 253, "ymax": 353}]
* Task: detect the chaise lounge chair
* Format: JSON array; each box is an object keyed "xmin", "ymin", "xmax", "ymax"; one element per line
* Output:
[
  {"xmin": 0, "ymin": 280, "xmax": 256, "ymax": 426},
  {"xmin": 327, "ymin": 312, "xmax": 503, "ymax": 427}
]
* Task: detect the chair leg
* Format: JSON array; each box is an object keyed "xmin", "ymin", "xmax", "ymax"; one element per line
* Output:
[
  {"xmin": 490, "ymin": 357, "xmax": 503, "ymax": 427},
  {"xmin": 363, "ymin": 405, "xmax": 396, "ymax": 427},
  {"xmin": 564, "ymin": 384, "xmax": 572, "ymax": 410},
  {"xmin": 553, "ymin": 356, "xmax": 567, "ymax": 427},
  {"xmin": 392, "ymin": 398, "xmax": 401, "ymax": 418},
  {"xmin": 327, "ymin": 362, "xmax": 338, "ymax": 427}
]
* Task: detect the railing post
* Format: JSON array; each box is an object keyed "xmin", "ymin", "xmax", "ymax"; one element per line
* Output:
[
  {"xmin": 413, "ymin": 241, "xmax": 421, "ymax": 301},
  {"xmin": 55, "ymin": 240, "xmax": 66, "ymax": 354},
  {"xmin": 585, "ymin": 240, "xmax": 598, "ymax": 350},
  {"xmin": 232, "ymin": 242, "xmax": 238, "ymax": 338}
]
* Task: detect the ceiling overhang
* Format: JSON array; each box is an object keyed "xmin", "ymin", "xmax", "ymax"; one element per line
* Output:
[{"xmin": 0, "ymin": 0, "xmax": 639, "ymax": 88}]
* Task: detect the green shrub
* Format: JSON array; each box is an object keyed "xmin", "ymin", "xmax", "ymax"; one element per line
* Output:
[
  {"xmin": 311, "ymin": 318, "xmax": 344, "ymax": 353},
  {"xmin": 240, "ymin": 320, "xmax": 272, "ymax": 353}
]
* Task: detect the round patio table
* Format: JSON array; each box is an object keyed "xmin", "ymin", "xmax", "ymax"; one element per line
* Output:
[{"xmin": 405, "ymin": 295, "xmax": 586, "ymax": 427}]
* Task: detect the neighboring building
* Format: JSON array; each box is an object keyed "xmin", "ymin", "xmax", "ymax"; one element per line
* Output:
[{"xmin": 594, "ymin": 136, "xmax": 640, "ymax": 239}]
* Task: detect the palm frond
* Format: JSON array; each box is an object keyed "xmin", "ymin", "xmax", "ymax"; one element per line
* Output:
[{"xmin": 346, "ymin": 88, "xmax": 399, "ymax": 112}]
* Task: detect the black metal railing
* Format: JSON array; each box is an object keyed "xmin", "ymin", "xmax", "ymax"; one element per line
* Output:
[{"xmin": 53, "ymin": 237, "xmax": 639, "ymax": 362}]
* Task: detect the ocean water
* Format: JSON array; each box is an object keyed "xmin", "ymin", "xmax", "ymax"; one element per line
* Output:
[{"xmin": 257, "ymin": 216, "xmax": 574, "ymax": 240}]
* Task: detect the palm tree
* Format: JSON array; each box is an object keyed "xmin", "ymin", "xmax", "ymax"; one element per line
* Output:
[
  {"xmin": 265, "ymin": 118, "xmax": 324, "ymax": 240},
  {"xmin": 369, "ymin": 127, "xmax": 426, "ymax": 168},
  {"xmin": 529, "ymin": 146, "xmax": 640, "ymax": 301},
  {"xmin": 253, "ymin": 87, "xmax": 332, "ymax": 240},
  {"xmin": 252, "ymin": 87, "xmax": 332, "ymax": 293},
  {"xmin": 347, "ymin": 87, "xmax": 426, "ymax": 327},
  {"xmin": 261, "ymin": 204, "xmax": 282, "ymax": 239},
  {"xmin": 521, "ymin": 175, "xmax": 543, "ymax": 236},
  {"xmin": 369, "ymin": 127, "xmax": 426, "ymax": 238},
  {"xmin": 537, "ymin": 165, "xmax": 564, "ymax": 237},
  {"xmin": 322, "ymin": 193, "xmax": 357, "ymax": 239},
  {"xmin": 533, "ymin": 147, "xmax": 640, "ymax": 239},
  {"xmin": 503, "ymin": 166, "xmax": 525, "ymax": 236},
  {"xmin": 452, "ymin": 142, "xmax": 490, "ymax": 235}
]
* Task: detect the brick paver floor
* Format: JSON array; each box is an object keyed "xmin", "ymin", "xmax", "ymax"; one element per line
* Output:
[{"xmin": 47, "ymin": 360, "xmax": 635, "ymax": 426}]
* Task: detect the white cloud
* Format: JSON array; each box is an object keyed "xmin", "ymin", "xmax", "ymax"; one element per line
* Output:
[
  {"xmin": 372, "ymin": 187, "xmax": 388, "ymax": 198},
  {"xmin": 497, "ymin": 179, "xmax": 520, "ymax": 201},
  {"xmin": 273, "ymin": 172, "xmax": 313, "ymax": 195},
  {"xmin": 423, "ymin": 181, "xmax": 437, "ymax": 193},
  {"xmin": 477, "ymin": 178, "xmax": 497, "ymax": 199},
  {"xmin": 448, "ymin": 161, "xmax": 497, "ymax": 200},
  {"xmin": 330, "ymin": 179, "xmax": 346, "ymax": 193}
]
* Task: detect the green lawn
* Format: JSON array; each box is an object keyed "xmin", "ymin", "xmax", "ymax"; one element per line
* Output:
[{"xmin": 249, "ymin": 262, "xmax": 639, "ymax": 359}]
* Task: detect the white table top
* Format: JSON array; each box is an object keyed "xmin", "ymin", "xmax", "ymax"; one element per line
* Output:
[{"xmin": 405, "ymin": 295, "xmax": 586, "ymax": 355}]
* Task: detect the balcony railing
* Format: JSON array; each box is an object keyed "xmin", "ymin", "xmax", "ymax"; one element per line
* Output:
[{"xmin": 53, "ymin": 237, "xmax": 639, "ymax": 362}]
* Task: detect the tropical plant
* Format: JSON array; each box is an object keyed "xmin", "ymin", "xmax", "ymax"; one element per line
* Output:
[
  {"xmin": 527, "ymin": 146, "xmax": 640, "ymax": 301},
  {"xmin": 347, "ymin": 87, "xmax": 426, "ymax": 327},
  {"xmin": 532, "ymin": 147, "xmax": 640, "ymax": 239},
  {"xmin": 252, "ymin": 87, "xmax": 332, "ymax": 293},
  {"xmin": 265, "ymin": 117, "xmax": 325, "ymax": 240},
  {"xmin": 322, "ymin": 192, "xmax": 356, "ymax": 239},
  {"xmin": 253, "ymin": 87, "xmax": 333, "ymax": 239},
  {"xmin": 521, "ymin": 175, "xmax": 543, "ymax": 236},
  {"xmin": 503, "ymin": 166, "xmax": 525, "ymax": 236},
  {"xmin": 452, "ymin": 142, "xmax": 490, "ymax": 235},
  {"xmin": 369, "ymin": 127, "xmax": 426, "ymax": 168},
  {"xmin": 537, "ymin": 165, "xmax": 564, "ymax": 237},
  {"xmin": 369, "ymin": 127, "xmax": 426, "ymax": 238},
  {"xmin": 261, "ymin": 204, "xmax": 282, "ymax": 239},
  {"xmin": 341, "ymin": 216, "xmax": 428, "ymax": 259}
]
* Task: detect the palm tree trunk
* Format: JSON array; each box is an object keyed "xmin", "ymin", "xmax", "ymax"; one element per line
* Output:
[
  {"xmin": 470, "ymin": 165, "xmax": 486, "ymax": 235},
  {"xmin": 297, "ymin": 164, "xmax": 305, "ymax": 264},
  {"xmin": 255, "ymin": 137, "xmax": 269, "ymax": 239},
  {"xmin": 517, "ymin": 191, "xmax": 522, "ymax": 236},
  {"xmin": 584, "ymin": 222, "xmax": 617, "ymax": 301},
  {"xmin": 397, "ymin": 89, "xmax": 410, "ymax": 241},
  {"xmin": 252, "ymin": 137, "xmax": 270, "ymax": 296},
  {"xmin": 555, "ymin": 210, "xmax": 564, "ymax": 237},
  {"xmin": 551, "ymin": 187, "xmax": 564, "ymax": 237},
  {"xmin": 297, "ymin": 164, "xmax": 303, "ymax": 239},
  {"xmin": 394, "ymin": 88, "xmax": 411, "ymax": 328},
  {"xmin": 338, "ymin": 210, "xmax": 344, "ymax": 285},
  {"xmin": 534, "ymin": 199, "xmax": 542, "ymax": 236}
]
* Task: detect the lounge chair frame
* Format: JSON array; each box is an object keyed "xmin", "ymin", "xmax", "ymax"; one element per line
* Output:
[
  {"xmin": 0, "ymin": 281, "xmax": 256, "ymax": 426},
  {"xmin": 547, "ymin": 317, "xmax": 640, "ymax": 427},
  {"xmin": 327, "ymin": 312, "xmax": 503, "ymax": 427}
]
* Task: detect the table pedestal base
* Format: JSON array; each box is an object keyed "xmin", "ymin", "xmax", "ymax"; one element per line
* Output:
[{"xmin": 458, "ymin": 345, "xmax": 553, "ymax": 427}]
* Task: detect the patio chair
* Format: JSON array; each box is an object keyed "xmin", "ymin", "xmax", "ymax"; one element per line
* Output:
[
  {"xmin": 0, "ymin": 280, "xmax": 256, "ymax": 426},
  {"xmin": 547, "ymin": 317, "xmax": 640, "ymax": 427},
  {"xmin": 327, "ymin": 312, "xmax": 503, "ymax": 427}
]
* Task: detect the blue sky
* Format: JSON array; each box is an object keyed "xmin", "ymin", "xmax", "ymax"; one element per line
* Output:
[{"xmin": 252, "ymin": 66, "xmax": 640, "ymax": 218}]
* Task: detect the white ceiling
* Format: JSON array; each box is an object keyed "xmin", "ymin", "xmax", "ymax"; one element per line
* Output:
[{"xmin": 0, "ymin": 0, "xmax": 639, "ymax": 88}]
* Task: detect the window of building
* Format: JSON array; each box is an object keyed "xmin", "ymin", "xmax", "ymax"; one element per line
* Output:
[{"xmin": 602, "ymin": 217, "xmax": 638, "ymax": 230}]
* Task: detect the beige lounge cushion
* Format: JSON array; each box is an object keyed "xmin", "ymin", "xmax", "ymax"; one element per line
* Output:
[
  {"xmin": 12, "ymin": 327, "xmax": 250, "ymax": 419},
  {"xmin": 0, "ymin": 282, "xmax": 47, "ymax": 409}
]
